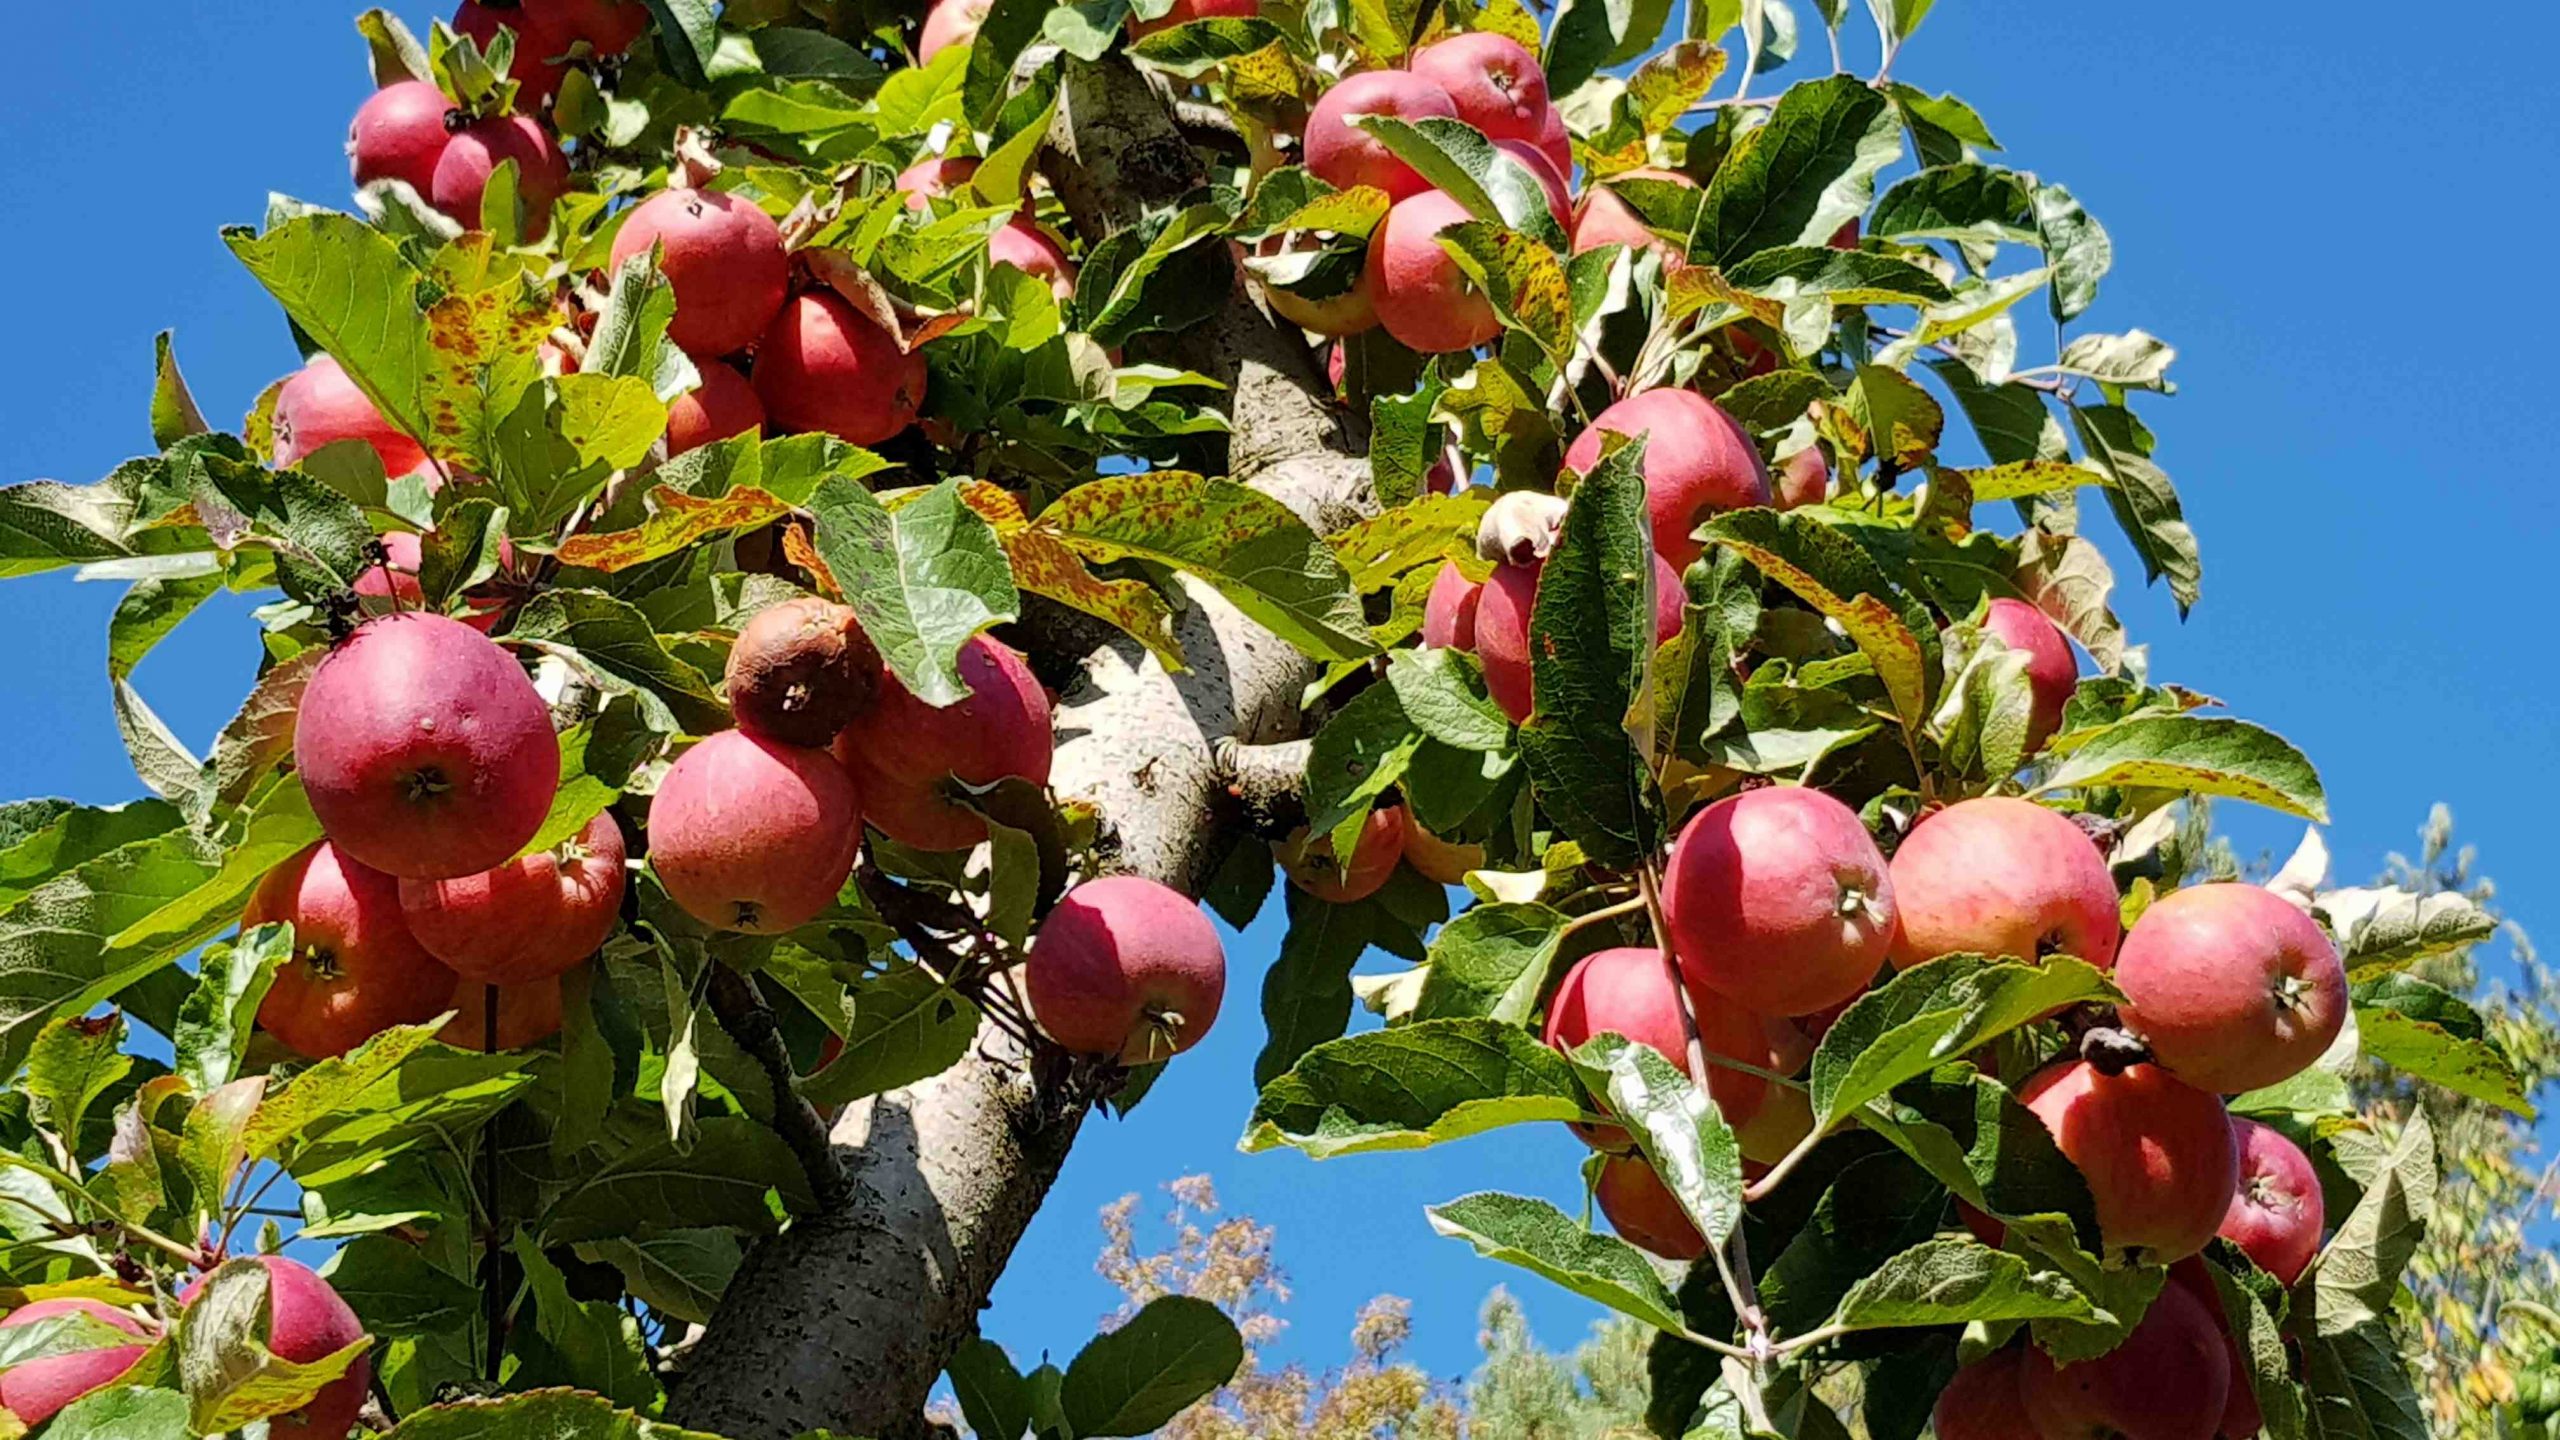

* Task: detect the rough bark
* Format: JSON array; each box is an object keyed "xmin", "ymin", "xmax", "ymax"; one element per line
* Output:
[{"xmin": 664, "ymin": 53, "xmax": 1375, "ymax": 1440}]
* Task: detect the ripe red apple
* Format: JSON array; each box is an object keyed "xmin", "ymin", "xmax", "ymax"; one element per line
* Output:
[
  {"xmin": 1887, "ymin": 797, "xmax": 2122, "ymax": 971},
  {"xmin": 1562, "ymin": 390, "xmax": 1771, "ymax": 570},
  {"xmin": 1773, "ymin": 445, "xmax": 1829, "ymax": 510},
  {"xmin": 1421, "ymin": 560, "xmax": 1481, "ymax": 650},
  {"xmin": 0, "ymin": 1299, "xmax": 152, "ymax": 1427},
  {"xmin": 1534, "ymin": 105, "xmax": 1572, "ymax": 176},
  {"xmin": 566, "ymin": 0, "xmax": 649, "ymax": 53},
  {"xmin": 1303, "ymin": 71, "xmax": 1459, "ymax": 201},
  {"xmin": 1543, "ymin": 944, "xmax": 1771, "ymax": 1146},
  {"xmin": 1663, "ymin": 786, "xmax": 1897, "ymax": 1017},
  {"xmin": 1401, "ymin": 822, "xmax": 1484, "ymax": 886},
  {"xmin": 1980, "ymin": 597, "xmax": 2077, "ymax": 753},
  {"xmin": 989, "ymin": 216, "xmax": 1078, "ymax": 300},
  {"xmin": 918, "ymin": 0, "xmax": 993, "ymax": 61},
  {"xmin": 1130, "ymin": 0, "xmax": 1259, "ymax": 39},
  {"xmin": 441, "ymin": 972, "xmax": 567, "ymax": 1049},
  {"xmin": 665, "ymin": 358, "xmax": 766, "ymax": 456},
  {"xmin": 1932, "ymin": 1349, "xmax": 2039, "ymax": 1440},
  {"xmin": 180, "ymin": 1256, "xmax": 371, "ymax": 1440},
  {"xmin": 1474, "ymin": 551, "xmax": 1683, "ymax": 723},
  {"xmin": 1408, "ymin": 32, "xmax": 1549, "ymax": 145},
  {"xmin": 1025, "ymin": 875, "xmax": 1228, "ymax": 1062},
  {"xmin": 1732, "ymin": 1079, "xmax": 1814, "ymax": 1166},
  {"xmin": 1491, "ymin": 139, "xmax": 1571, "ymax": 228},
  {"xmin": 1369, "ymin": 189, "xmax": 1502, "ymax": 354},
  {"xmin": 894, "ymin": 155, "xmax": 981, "ymax": 208},
  {"xmin": 650, "ymin": 730, "xmax": 864, "ymax": 934},
  {"xmin": 753, "ymin": 292, "xmax": 929, "ymax": 446},
  {"xmin": 1594, "ymin": 1152, "xmax": 1705, "ymax": 1260},
  {"xmin": 724, "ymin": 596, "xmax": 881, "ymax": 747},
  {"xmin": 609, "ymin": 189, "xmax": 792, "ymax": 358},
  {"xmin": 2020, "ymin": 1059, "xmax": 2239, "ymax": 1263},
  {"xmin": 2220, "ymin": 1116, "xmax": 2324, "ymax": 1286},
  {"xmin": 429, "ymin": 114, "xmax": 570, "ymax": 239},
  {"xmin": 2114, "ymin": 882, "xmax": 2348, "ymax": 1095},
  {"xmin": 1275, "ymin": 805, "xmax": 1409, "ymax": 904},
  {"xmin": 297, "ymin": 612, "xmax": 559, "ymax": 880},
  {"xmin": 2168, "ymin": 1257, "xmax": 2265, "ymax": 1440},
  {"xmin": 1569, "ymin": 169, "xmax": 1695, "ymax": 265},
  {"xmin": 832, "ymin": 634, "xmax": 1052, "ymax": 852},
  {"xmin": 454, "ymin": 0, "xmax": 580, "ymax": 101},
  {"xmin": 246, "ymin": 841, "xmax": 458, "ymax": 1059},
  {"xmin": 273, "ymin": 354, "xmax": 428, "ymax": 476},
  {"xmin": 2019, "ymin": 1274, "xmax": 2229, "ymax": 1440},
  {"xmin": 347, "ymin": 80, "xmax": 454, "ymax": 197},
  {"xmin": 397, "ymin": 810, "xmax": 625, "ymax": 985}
]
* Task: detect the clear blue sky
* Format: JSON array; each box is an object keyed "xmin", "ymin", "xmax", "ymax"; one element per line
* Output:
[{"xmin": 3, "ymin": 0, "xmax": 2554, "ymax": 1392}]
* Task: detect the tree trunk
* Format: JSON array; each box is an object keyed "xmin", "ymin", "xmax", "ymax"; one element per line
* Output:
[{"xmin": 665, "ymin": 53, "xmax": 1371, "ymax": 1440}]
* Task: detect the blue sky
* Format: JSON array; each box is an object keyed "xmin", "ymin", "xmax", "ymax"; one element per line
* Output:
[{"xmin": 4, "ymin": 0, "xmax": 2556, "ymax": 1395}]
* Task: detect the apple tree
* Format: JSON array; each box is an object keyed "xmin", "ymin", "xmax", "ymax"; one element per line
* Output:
[{"xmin": 0, "ymin": 0, "xmax": 2517, "ymax": 1436}]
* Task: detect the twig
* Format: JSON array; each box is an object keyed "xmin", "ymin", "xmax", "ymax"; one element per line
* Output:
[
  {"xmin": 705, "ymin": 966, "xmax": 852, "ymax": 1211},
  {"xmin": 1561, "ymin": 893, "xmax": 1649, "ymax": 935}
]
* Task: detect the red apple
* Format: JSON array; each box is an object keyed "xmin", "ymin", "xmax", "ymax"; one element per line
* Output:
[
  {"xmin": 1474, "ymin": 551, "xmax": 1683, "ymax": 723},
  {"xmin": 0, "ymin": 1299, "xmax": 152, "ymax": 1427},
  {"xmin": 273, "ymin": 354, "xmax": 427, "ymax": 476},
  {"xmin": 988, "ymin": 216, "xmax": 1078, "ymax": 301},
  {"xmin": 1561, "ymin": 389, "xmax": 1771, "ymax": 570},
  {"xmin": 894, "ymin": 155, "xmax": 981, "ymax": 209},
  {"xmin": 609, "ymin": 189, "xmax": 792, "ymax": 358},
  {"xmin": 1408, "ymin": 32, "xmax": 1549, "ymax": 145},
  {"xmin": 454, "ymin": 0, "xmax": 581, "ymax": 101},
  {"xmin": 1369, "ymin": 189, "xmax": 1502, "ymax": 354},
  {"xmin": 397, "ymin": 810, "xmax": 625, "ymax": 985},
  {"xmin": 1663, "ymin": 786, "xmax": 1897, "ymax": 1017},
  {"xmin": 2020, "ymin": 1059, "xmax": 2239, "ymax": 1264},
  {"xmin": 2019, "ymin": 1274, "xmax": 2229, "ymax": 1440},
  {"xmin": 665, "ymin": 358, "xmax": 767, "ymax": 456},
  {"xmin": 180, "ymin": 1256, "xmax": 371, "ymax": 1440},
  {"xmin": 724, "ymin": 596, "xmax": 881, "ymax": 747},
  {"xmin": 832, "ymin": 634, "xmax": 1053, "ymax": 852},
  {"xmin": 649, "ymin": 730, "xmax": 864, "ymax": 934},
  {"xmin": 1401, "ymin": 822, "xmax": 1484, "ymax": 886},
  {"xmin": 1595, "ymin": 1152, "xmax": 1705, "ymax": 1259},
  {"xmin": 296, "ymin": 612, "xmax": 560, "ymax": 880},
  {"xmin": 1025, "ymin": 875, "xmax": 1227, "ymax": 1062},
  {"xmin": 1421, "ymin": 560, "xmax": 1481, "ymax": 650},
  {"xmin": 1534, "ymin": 104, "xmax": 1572, "ymax": 176},
  {"xmin": 347, "ymin": 80, "xmax": 454, "ymax": 197},
  {"xmin": 429, "ymin": 114, "xmax": 570, "ymax": 239},
  {"xmin": 1980, "ymin": 597, "xmax": 2077, "ymax": 753},
  {"xmin": 440, "ymin": 972, "xmax": 568, "ymax": 1049},
  {"xmin": 1130, "ymin": 0, "xmax": 1259, "ymax": 39},
  {"xmin": 1887, "ymin": 797, "xmax": 2122, "ymax": 972},
  {"xmin": 754, "ymin": 292, "xmax": 929, "ymax": 446},
  {"xmin": 1773, "ymin": 445, "xmax": 1829, "ymax": 510},
  {"xmin": 1491, "ymin": 139, "xmax": 1571, "ymax": 228},
  {"xmin": 1303, "ymin": 71, "xmax": 1459, "ymax": 201},
  {"xmin": 1570, "ymin": 169, "xmax": 1695, "ymax": 266},
  {"xmin": 918, "ymin": 0, "xmax": 993, "ymax": 62},
  {"xmin": 1543, "ymin": 944, "xmax": 1771, "ymax": 1147},
  {"xmin": 2169, "ymin": 1257, "xmax": 2265, "ymax": 1440},
  {"xmin": 1933, "ymin": 1349, "xmax": 2039, "ymax": 1440},
  {"xmin": 2220, "ymin": 1116, "xmax": 2324, "ymax": 1286},
  {"xmin": 2114, "ymin": 882, "xmax": 2348, "ymax": 1095},
  {"xmin": 1276, "ymin": 805, "xmax": 1409, "ymax": 904},
  {"xmin": 247, "ymin": 842, "xmax": 459, "ymax": 1060}
]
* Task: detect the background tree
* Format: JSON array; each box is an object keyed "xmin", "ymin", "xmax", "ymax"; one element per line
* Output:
[{"xmin": 0, "ymin": 0, "xmax": 2527, "ymax": 1437}]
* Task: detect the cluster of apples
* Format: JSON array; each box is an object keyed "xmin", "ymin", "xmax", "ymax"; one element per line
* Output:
[{"xmin": 0, "ymin": 1256, "xmax": 367, "ymax": 1432}]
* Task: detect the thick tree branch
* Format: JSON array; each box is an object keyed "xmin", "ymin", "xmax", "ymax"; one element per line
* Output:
[
  {"xmin": 665, "ymin": 51, "xmax": 1378, "ymax": 1440},
  {"xmin": 704, "ymin": 966, "xmax": 850, "ymax": 1212}
]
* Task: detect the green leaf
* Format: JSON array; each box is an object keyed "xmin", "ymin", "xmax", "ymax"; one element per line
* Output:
[
  {"xmin": 1042, "ymin": 471, "xmax": 1374, "ymax": 665},
  {"xmin": 1870, "ymin": 163, "xmax": 2036, "ymax": 247},
  {"xmin": 509, "ymin": 1231, "xmax": 660, "ymax": 1410},
  {"xmin": 2199, "ymin": 1252, "xmax": 2308, "ymax": 1440},
  {"xmin": 1842, "ymin": 363, "xmax": 1944, "ymax": 471},
  {"xmin": 2070, "ymin": 402, "xmax": 2199, "ymax": 614},
  {"xmin": 2354, "ymin": 1004, "xmax": 2531, "ymax": 1117},
  {"xmin": 1127, "ymin": 16, "xmax": 1285, "ymax": 74},
  {"xmin": 325, "ymin": 1234, "xmax": 480, "ymax": 1336},
  {"xmin": 2053, "ymin": 330, "xmax": 2175, "ymax": 391},
  {"xmin": 1059, "ymin": 1295, "xmax": 1245, "ymax": 1438},
  {"xmin": 1253, "ymin": 889, "xmax": 1372, "ymax": 1086},
  {"xmin": 0, "ymin": 1309, "xmax": 151, "ymax": 1368},
  {"xmin": 1808, "ymin": 955, "xmax": 2119, "ymax": 1129},
  {"xmin": 1241, "ymin": 1018, "xmax": 1590, "ymax": 1157},
  {"xmin": 587, "ymin": 248, "xmax": 702, "ymax": 405},
  {"xmin": 2311, "ymin": 1109, "xmax": 2434, "ymax": 1337},
  {"xmin": 1426, "ymin": 1192, "xmax": 1689, "ymax": 1334},
  {"xmin": 1411, "ymin": 903, "xmax": 1565, "ymax": 1025},
  {"xmin": 806, "ymin": 477, "xmax": 1021, "ymax": 707},
  {"xmin": 1625, "ymin": 41, "xmax": 1730, "ymax": 138},
  {"xmin": 176, "ymin": 1258, "xmax": 373, "ymax": 1435},
  {"xmin": 512, "ymin": 588, "xmax": 728, "ymax": 734},
  {"xmin": 223, "ymin": 213, "xmax": 431, "ymax": 444},
  {"xmin": 1439, "ymin": 221, "xmax": 1576, "ymax": 361},
  {"xmin": 577, "ymin": 1230, "xmax": 742, "ymax": 1327},
  {"xmin": 2318, "ymin": 887, "xmax": 2498, "ymax": 979},
  {"xmin": 174, "ymin": 924, "xmax": 289, "ymax": 1096},
  {"xmin": 492, "ymin": 374, "xmax": 668, "ymax": 535},
  {"xmin": 1302, "ymin": 684, "xmax": 1426, "ymax": 841},
  {"xmin": 243, "ymin": 1021, "xmax": 448, "ymax": 1165},
  {"xmin": 1723, "ymin": 246, "xmax": 1953, "ymax": 308},
  {"xmin": 542, "ymin": 1116, "xmax": 815, "ymax": 1243},
  {"xmin": 1825, "ymin": 1237, "xmax": 2090, "ymax": 1334},
  {"xmin": 191, "ymin": 440, "xmax": 378, "ymax": 602},
  {"xmin": 800, "ymin": 965, "xmax": 981, "ymax": 1106},
  {"xmin": 0, "ymin": 800, "xmax": 184, "ymax": 914},
  {"xmin": 948, "ymin": 1337, "xmax": 1034, "ymax": 1440},
  {"xmin": 2032, "ymin": 181, "xmax": 2112, "ymax": 323},
  {"xmin": 0, "ymin": 465, "xmax": 193, "ymax": 580},
  {"xmin": 103, "ymin": 779, "xmax": 321, "ymax": 967},
  {"xmin": 26, "ymin": 1012, "xmax": 132, "ymax": 1146},
  {"xmin": 1696, "ymin": 508, "xmax": 1936, "ymax": 732},
  {"xmin": 1690, "ymin": 75, "xmax": 1903, "ymax": 268},
  {"xmin": 1518, "ymin": 437, "xmax": 1662, "ymax": 865},
  {"xmin": 1352, "ymin": 116, "xmax": 1570, "ymax": 251},
  {"xmin": 2299, "ymin": 1319, "xmax": 2428, "ymax": 1440},
  {"xmin": 2033, "ymin": 715, "xmax": 2326, "ymax": 821},
  {"xmin": 48, "ymin": 1385, "xmax": 191, "ymax": 1439},
  {"xmin": 642, "ymin": 0, "xmax": 720, "ymax": 86},
  {"xmin": 285, "ymin": 1045, "xmax": 535, "ymax": 1189},
  {"xmin": 1577, "ymin": 1034, "xmax": 1745, "ymax": 1249},
  {"xmin": 151, "ymin": 331, "xmax": 210, "ymax": 449},
  {"xmin": 0, "ymin": 828, "xmax": 226, "ymax": 1079},
  {"xmin": 382, "ymin": 1387, "xmax": 737, "ymax": 1438}
]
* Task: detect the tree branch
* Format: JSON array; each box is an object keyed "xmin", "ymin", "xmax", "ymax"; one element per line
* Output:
[
  {"xmin": 665, "ymin": 49, "xmax": 1377, "ymax": 1440},
  {"xmin": 705, "ymin": 964, "xmax": 850, "ymax": 1212}
]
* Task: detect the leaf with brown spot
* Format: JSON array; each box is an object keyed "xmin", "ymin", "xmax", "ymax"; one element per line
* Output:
[
  {"xmin": 782, "ymin": 521, "xmax": 836, "ymax": 596},
  {"xmin": 1327, "ymin": 493, "xmax": 1491, "ymax": 593},
  {"xmin": 556, "ymin": 487, "xmax": 795, "ymax": 573},
  {"xmin": 418, "ymin": 234, "xmax": 556, "ymax": 469},
  {"xmin": 960, "ymin": 483, "xmax": 1182, "ymax": 670}
]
